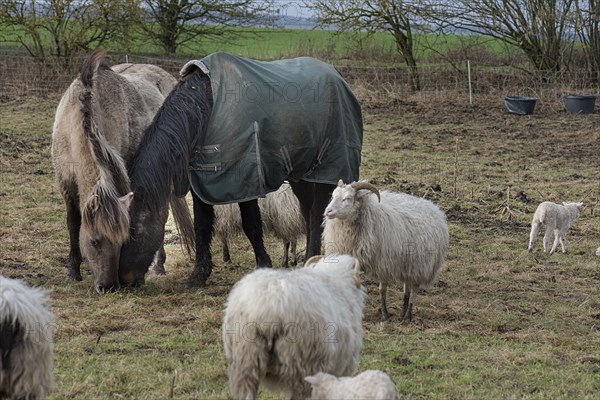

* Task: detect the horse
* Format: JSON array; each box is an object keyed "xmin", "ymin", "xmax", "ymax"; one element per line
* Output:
[
  {"xmin": 118, "ymin": 52, "xmax": 363, "ymax": 287},
  {"xmin": 51, "ymin": 50, "xmax": 194, "ymax": 293}
]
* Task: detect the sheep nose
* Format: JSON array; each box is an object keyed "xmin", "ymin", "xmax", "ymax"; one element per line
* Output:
[{"xmin": 324, "ymin": 208, "xmax": 335, "ymax": 218}]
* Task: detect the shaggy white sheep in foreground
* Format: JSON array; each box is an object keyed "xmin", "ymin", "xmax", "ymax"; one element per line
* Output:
[
  {"xmin": 222, "ymin": 254, "xmax": 365, "ymax": 400},
  {"xmin": 528, "ymin": 201, "xmax": 583, "ymax": 254},
  {"xmin": 305, "ymin": 370, "xmax": 397, "ymax": 400},
  {"xmin": 323, "ymin": 180, "xmax": 449, "ymax": 322},
  {"xmin": 0, "ymin": 276, "xmax": 54, "ymax": 400},
  {"xmin": 214, "ymin": 183, "xmax": 305, "ymax": 267}
]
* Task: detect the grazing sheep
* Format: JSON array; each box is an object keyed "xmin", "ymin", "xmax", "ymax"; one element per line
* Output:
[
  {"xmin": 305, "ymin": 370, "xmax": 397, "ymax": 400},
  {"xmin": 214, "ymin": 183, "xmax": 305, "ymax": 267},
  {"xmin": 596, "ymin": 246, "xmax": 600, "ymax": 257},
  {"xmin": 259, "ymin": 183, "xmax": 306, "ymax": 267},
  {"xmin": 323, "ymin": 180, "xmax": 449, "ymax": 322},
  {"xmin": 222, "ymin": 254, "xmax": 365, "ymax": 400},
  {"xmin": 528, "ymin": 201, "xmax": 583, "ymax": 254},
  {"xmin": 0, "ymin": 276, "xmax": 54, "ymax": 400}
]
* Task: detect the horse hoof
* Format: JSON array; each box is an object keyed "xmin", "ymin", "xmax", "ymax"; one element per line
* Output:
[
  {"xmin": 152, "ymin": 265, "xmax": 166, "ymax": 275},
  {"xmin": 187, "ymin": 276, "xmax": 208, "ymax": 288},
  {"xmin": 66, "ymin": 271, "xmax": 83, "ymax": 282}
]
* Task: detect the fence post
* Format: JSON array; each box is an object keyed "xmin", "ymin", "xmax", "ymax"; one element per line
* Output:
[{"xmin": 467, "ymin": 59, "xmax": 473, "ymax": 107}]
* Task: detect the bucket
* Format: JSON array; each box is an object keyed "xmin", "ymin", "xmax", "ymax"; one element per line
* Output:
[
  {"xmin": 504, "ymin": 96, "xmax": 537, "ymax": 115},
  {"xmin": 564, "ymin": 94, "xmax": 596, "ymax": 114}
]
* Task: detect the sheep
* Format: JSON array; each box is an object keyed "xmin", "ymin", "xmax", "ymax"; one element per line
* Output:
[
  {"xmin": 596, "ymin": 246, "xmax": 600, "ymax": 257},
  {"xmin": 304, "ymin": 370, "xmax": 397, "ymax": 400},
  {"xmin": 214, "ymin": 183, "xmax": 305, "ymax": 267},
  {"xmin": 259, "ymin": 183, "xmax": 306, "ymax": 267},
  {"xmin": 322, "ymin": 180, "xmax": 449, "ymax": 322},
  {"xmin": 0, "ymin": 276, "xmax": 54, "ymax": 400},
  {"xmin": 527, "ymin": 201, "xmax": 583, "ymax": 254},
  {"xmin": 222, "ymin": 254, "xmax": 365, "ymax": 400}
]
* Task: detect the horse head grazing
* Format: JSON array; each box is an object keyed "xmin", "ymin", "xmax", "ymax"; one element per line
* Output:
[
  {"xmin": 76, "ymin": 50, "xmax": 139, "ymax": 293},
  {"xmin": 52, "ymin": 49, "xmax": 179, "ymax": 293},
  {"xmin": 118, "ymin": 68, "xmax": 209, "ymax": 287}
]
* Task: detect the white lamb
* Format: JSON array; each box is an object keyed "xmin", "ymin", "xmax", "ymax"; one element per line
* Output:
[
  {"xmin": 323, "ymin": 180, "xmax": 449, "ymax": 322},
  {"xmin": 222, "ymin": 254, "xmax": 365, "ymax": 400},
  {"xmin": 305, "ymin": 370, "xmax": 397, "ymax": 400},
  {"xmin": 0, "ymin": 276, "xmax": 55, "ymax": 400},
  {"xmin": 528, "ymin": 201, "xmax": 583, "ymax": 254}
]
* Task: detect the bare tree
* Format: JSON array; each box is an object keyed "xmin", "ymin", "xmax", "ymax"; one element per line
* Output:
[
  {"xmin": 309, "ymin": 0, "xmax": 430, "ymax": 91},
  {"xmin": 429, "ymin": 0, "xmax": 576, "ymax": 74},
  {"xmin": 0, "ymin": 0, "xmax": 139, "ymax": 60},
  {"xmin": 573, "ymin": 0, "xmax": 600, "ymax": 79},
  {"xmin": 138, "ymin": 0, "xmax": 272, "ymax": 54}
]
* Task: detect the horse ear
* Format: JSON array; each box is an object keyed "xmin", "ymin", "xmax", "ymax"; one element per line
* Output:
[{"xmin": 119, "ymin": 192, "xmax": 134, "ymax": 209}]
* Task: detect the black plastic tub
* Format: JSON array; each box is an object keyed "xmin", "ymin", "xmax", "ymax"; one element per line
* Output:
[
  {"xmin": 504, "ymin": 96, "xmax": 537, "ymax": 115},
  {"xmin": 564, "ymin": 94, "xmax": 596, "ymax": 114}
]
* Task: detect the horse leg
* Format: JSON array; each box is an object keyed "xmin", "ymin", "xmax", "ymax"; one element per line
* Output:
[
  {"xmin": 188, "ymin": 192, "xmax": 214, "ymax": 287},
  {"xmin": 222, "ymin": 238, "xmax": 231, "ymax": 263},
  {"xmin": 239, "ymin": 200, "xmax": 272, "ymax": 269},
  {"xmin": 307, "ymin": 183, "xmax": 333, "ymax": 258},
  {"xmin": 63, "ymin": 184, "xmax": 82, "ymax": 281}
]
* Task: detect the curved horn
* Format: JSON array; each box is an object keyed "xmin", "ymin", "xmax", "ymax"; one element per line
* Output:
[
  {"xmin": 304, "ymin": 255, "xmax": 324, "ymax": 267},
  {"xmin": 350, "ymin": 182, "xmax": 381, "ymax": 202}
]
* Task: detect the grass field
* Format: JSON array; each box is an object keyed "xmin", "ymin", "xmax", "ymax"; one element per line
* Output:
[
  {"xmin": 0, "ymin": 24, "xmax": 513, "ymax": 66},
  {"xmin": 1, "ymin": 78, "xmax": 599, "ymax": 398}
]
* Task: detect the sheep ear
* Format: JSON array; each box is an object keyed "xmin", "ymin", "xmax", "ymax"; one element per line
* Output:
[
  {"xmin": 337, "ymin": 179, "xmax": 344, "ymax": 187},
  {"xmin": 576, "ymin": 202, "xmax": 584, "ymax": 207},
  {"xmin": 305, "ymin": 375, "xmax": 320, "ymax": 385}
]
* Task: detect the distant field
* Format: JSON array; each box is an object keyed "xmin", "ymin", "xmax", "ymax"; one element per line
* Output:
[{"xmin": 0, "ymin": 24, "xmax": 512, "ymax": 64}]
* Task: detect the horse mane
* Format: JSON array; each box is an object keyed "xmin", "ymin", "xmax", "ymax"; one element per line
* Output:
[
  {"xmin": 79, "ymin": 49, "xmax": 132, "ymax": 244},
  {"xmin": 129, "ymin": 69, "xmax": 212, "ymax": 215}
]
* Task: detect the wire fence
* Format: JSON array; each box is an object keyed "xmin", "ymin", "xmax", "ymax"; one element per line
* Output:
[{"xmin": 1, "ymin": 49, "xmax": 599, "ymax": 104}]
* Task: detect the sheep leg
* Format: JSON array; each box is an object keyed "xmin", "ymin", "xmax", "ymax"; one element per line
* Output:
[
  {"xmin": 402, "ymin": 284, "xmax": 414, "ymax": 321},
  {"xmin": 550, "ymin": 229, "xmax": 561, "ymax": 255},
  {"xmin": 559, "ymin": 233, "xmax": 567, "ymax": 253},
  {"xmin": 151, "ymin": 246, "xmax": 167, "ymax": 275},
  {"xmin": 528, "ymin": 221, "xmax": 541, "ymax": 252},
  {"xmin": 379, "ymin": 282, "xmax": 390, "ymax": 321},
  {"xmin": 188, "ymin": 194, "xmax": 214, "ymax": 287},
  {"xmin": 0, "ymin": 318, "xmax": 22, "ymax": 370},
  {"xmin": 222, "ymin": 238, "xmax": 231, "ymax": 263},
  {"xmin": 290, "ymin": 241, "xmax": 297, "ymax": 265},
  {"xmin": 282, "ymin": 241, "xmax": 290, "ymax": 268},
  {"xmin": 542, "ymin": 228, "xmax": 552, "ymax": 253},
  {"xmin": 239, "ymin": 200, "xmax": 273, "ymax": 269},
  {"xmin": 63, "ymin": 184, "xmax": 83, "ymax": 281}
]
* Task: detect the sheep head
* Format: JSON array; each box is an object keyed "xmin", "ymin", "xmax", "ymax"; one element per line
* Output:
[{"xmin": 323, "ymin": 180, "xmax": 380, "ymax": 220}]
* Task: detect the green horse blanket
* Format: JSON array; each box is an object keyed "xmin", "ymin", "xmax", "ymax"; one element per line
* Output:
[{"xmin": 179, "ymin": 52, "xmax": 363, "ymax": 205}]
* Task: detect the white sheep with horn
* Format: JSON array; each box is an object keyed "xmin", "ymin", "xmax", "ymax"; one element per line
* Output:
[
  {"xmin": 527, "ymin": 201, "xmax": 583, "ymax": 254},
  {"xmin": 322, "ymin": 180, "xmax": 449, "ymax": 321},
  {"xmin": 222, "ymin": 254, "xmax": 365, "ymax": 399},
  {"xmin": 0, "ymin": 275, "xmax": 55, "ymax": 400}
]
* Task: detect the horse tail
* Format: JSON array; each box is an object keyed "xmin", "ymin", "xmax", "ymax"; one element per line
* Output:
[
  {"xmin": 80, "ymin": 49, "xmax": 132, "ymax": 244},
  {"xmin": 169, "ymin": 194, "xmax": 196, "ymax": 257}
]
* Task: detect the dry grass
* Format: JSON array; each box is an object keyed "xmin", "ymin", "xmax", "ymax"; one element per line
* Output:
[{"xmin": 1, "ymin": 85, "xmax": 599, "ymax": 399}]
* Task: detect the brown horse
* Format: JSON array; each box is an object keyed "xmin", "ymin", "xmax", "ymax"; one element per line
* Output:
[{"xmin": 52, "ymin": 50, "xmax": 193, "ymax": 293}]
